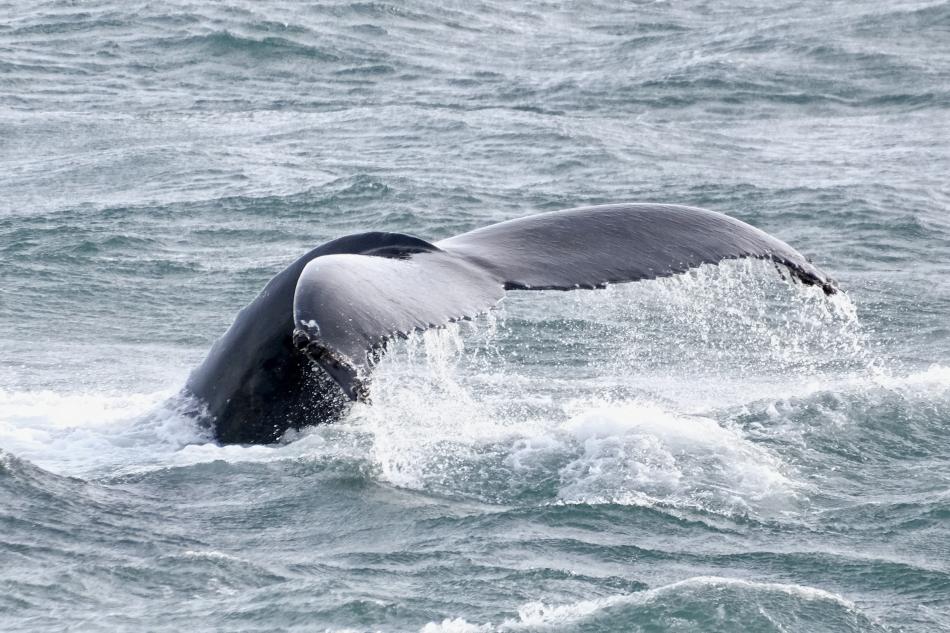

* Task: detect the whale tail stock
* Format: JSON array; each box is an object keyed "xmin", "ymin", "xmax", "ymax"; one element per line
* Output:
[{"xmin": 291, "ymin": 203, "xmax": 838, "ymax": 401}]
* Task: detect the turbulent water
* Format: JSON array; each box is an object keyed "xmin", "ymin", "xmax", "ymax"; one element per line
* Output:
[{"xmin": 1, "ymin": 1, "xmax": 949, "ymax": 631}]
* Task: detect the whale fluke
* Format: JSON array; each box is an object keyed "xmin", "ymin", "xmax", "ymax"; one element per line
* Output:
[
  {"xmin": 187, "ymin": 203, "xmax": 837, "ymax": 443},
  {"xmin": 290, "ymin": 204, "xmax": 836, "ymax": 402}
]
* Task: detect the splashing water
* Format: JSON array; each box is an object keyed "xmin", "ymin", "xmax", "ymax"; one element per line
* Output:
[{"xmin": 335, "ymin": 261, "xmax": 869, "ymax": 518}]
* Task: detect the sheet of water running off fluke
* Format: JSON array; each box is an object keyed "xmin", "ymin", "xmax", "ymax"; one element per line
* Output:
[{"xmin": 0, "ymin": 1, "xmax": 948, "ymax": 632}]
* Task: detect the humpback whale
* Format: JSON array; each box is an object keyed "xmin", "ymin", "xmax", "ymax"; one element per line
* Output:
[{"xmin": 186, "ymin": 203, "xmax": 837, "ymax": 444}]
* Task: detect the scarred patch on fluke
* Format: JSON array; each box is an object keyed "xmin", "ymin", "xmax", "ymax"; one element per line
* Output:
[{"xmin": 186, "ymin": 203, "xmax": 840, "ymax": 443}]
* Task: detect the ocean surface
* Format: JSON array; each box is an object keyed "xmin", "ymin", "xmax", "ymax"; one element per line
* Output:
[{"xmin": 1, "ymin": 1, "xmax": 949, "ymax": 631}]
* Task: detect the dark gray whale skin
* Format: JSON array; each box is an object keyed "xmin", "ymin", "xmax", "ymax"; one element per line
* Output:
[
  {"xmin": 185, "ymin": 231, "xmax": 438, "ymax": 444},
  {"xmin": 186, "ymin": 203, "xmax": 837, "ymax": 445}
]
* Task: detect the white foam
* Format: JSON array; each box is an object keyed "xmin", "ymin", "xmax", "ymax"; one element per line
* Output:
[
  {"xmin": 0, "ymin": 386, "xmax": 357, "ymax": 479},
  {"xmin": 644, "ymin": 576, "xmax": 859, "ymax": 608},
  {"xmin": 552, "ymin": 401, "xmax": 799, "ymax": 513},
  {"xmin": 0, "ymin": 386, "xmax": 368, "ymax": 478},
  {"xmin": 506, "ymin": 576, "xmax": 861, "ymax": 627},
  {"xmin": 421, "ymin": 619, "xmax": 492, "ymax": 633},
  {"xmin": 0, "ymin": 387, "xmax": 202, "ymax": 476},
  {"xmin": 418, "ymin": 576, "xmax": 866, "ymax": 631},
  {"xmin": 869, "ymin": 363, "xmax": 950, "ymax": 393},
  {"xmin": 180, "ymin": 550, "xmax": 246, "ymax": 563}
]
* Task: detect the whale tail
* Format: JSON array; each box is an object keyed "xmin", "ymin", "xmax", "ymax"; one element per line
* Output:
[{"xmin": 292, "ymin": 204, "xmax": 838, "ymax": 400}]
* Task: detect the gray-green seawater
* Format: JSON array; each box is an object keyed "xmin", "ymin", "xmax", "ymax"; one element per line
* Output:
[{"xmin": 1, "ymin": 1, "xmax": 948, "ymax": 631}]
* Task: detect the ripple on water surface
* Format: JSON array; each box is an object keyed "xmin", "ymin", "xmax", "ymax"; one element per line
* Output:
[{"xmin": 2, "ymin": 0, "xmax": 949, "ymax": 631}]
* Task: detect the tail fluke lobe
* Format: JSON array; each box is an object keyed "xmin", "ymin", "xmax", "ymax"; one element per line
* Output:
[
  {"xmin": 439, "ymin": 204, "xmax": 836, "ymax": 294},
  {"xmin": 292, "ymin": 250, "xmax": 504, "ymax": 400},
  {"xmin": 293, "ymin": 204, "xmax": 838, "ymax": 398}
]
